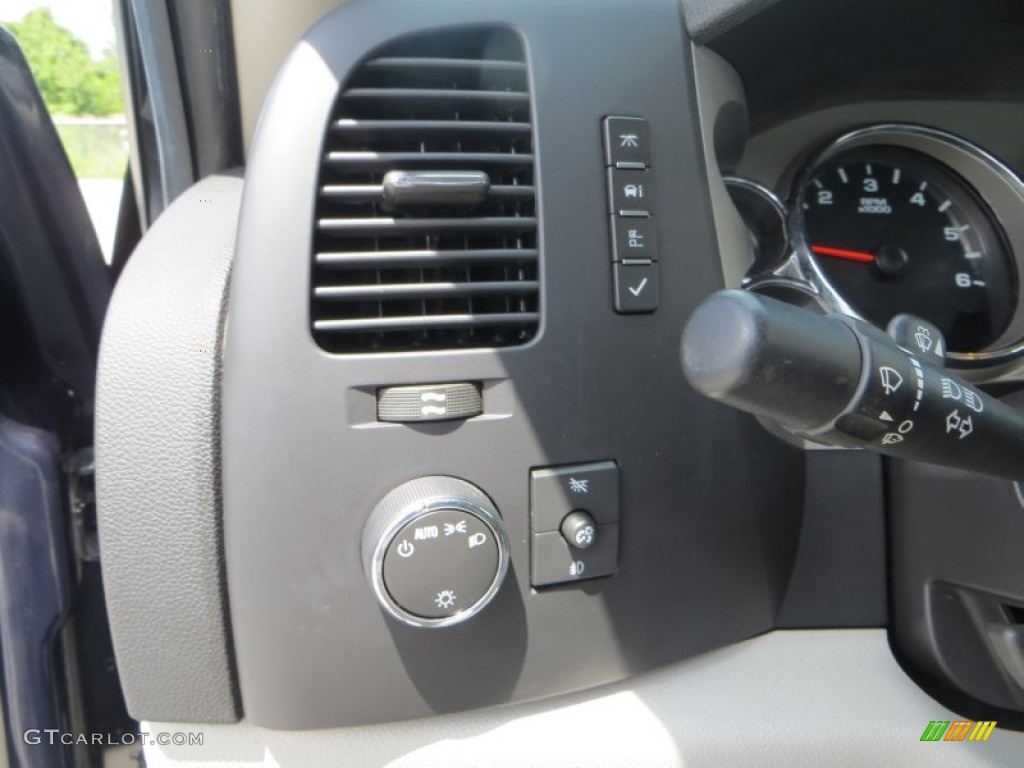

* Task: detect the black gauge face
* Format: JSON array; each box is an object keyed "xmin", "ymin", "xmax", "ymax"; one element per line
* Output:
[{"xmin": 799, "ymin": 148, "xmax": 1017, "ymax": 352}]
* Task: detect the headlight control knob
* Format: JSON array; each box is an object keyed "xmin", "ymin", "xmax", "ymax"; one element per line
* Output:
[
  {"xmin": 560, "ymin": 510, "xmax": 598, "ymax": 550},
  {"xmin": 362, "ymin": 476, "xmax": 510, "ymax": 628}
]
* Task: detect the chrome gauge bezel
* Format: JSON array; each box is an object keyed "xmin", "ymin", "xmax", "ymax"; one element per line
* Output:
[{"xmin": 745, "ymin": 123, "xmax": 1024, "ymax": 369}]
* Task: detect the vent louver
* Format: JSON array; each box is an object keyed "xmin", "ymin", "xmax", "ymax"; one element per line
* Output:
[{"xmin": 311, "ymin": 29, "xmax": 539, "ymax": 353}]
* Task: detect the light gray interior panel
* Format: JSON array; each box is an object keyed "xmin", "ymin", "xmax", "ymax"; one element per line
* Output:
[
  {"xmin": 691, "ymin": 45, "xmax": 752, "ymax": 287},
  {"xmin": 95, "ymin": 173, "xmax": 243, "ymax": 723},
  {"xmin": 142, "ymin": 630, "xmax": 1024, "ymax": 767}
]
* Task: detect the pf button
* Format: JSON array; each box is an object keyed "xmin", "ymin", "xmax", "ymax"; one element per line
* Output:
[{"xmin": 611, "ymin": 217, "xmax": 658, "ymax": 263}]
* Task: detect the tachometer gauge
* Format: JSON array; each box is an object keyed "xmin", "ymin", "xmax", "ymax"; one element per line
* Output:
[{"xmin": 795, "ymin": 147, "xmax": 1017, "ymax": 353}]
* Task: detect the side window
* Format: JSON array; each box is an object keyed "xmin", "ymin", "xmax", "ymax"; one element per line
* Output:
[{"xmin": 3, "ymin": 2, "xmax": 126, "ymax": 262}]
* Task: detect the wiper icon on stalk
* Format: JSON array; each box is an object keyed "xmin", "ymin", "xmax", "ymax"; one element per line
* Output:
[{"xmin": 879, "ymin": 366, "xmax": 903, "ymax": 395}]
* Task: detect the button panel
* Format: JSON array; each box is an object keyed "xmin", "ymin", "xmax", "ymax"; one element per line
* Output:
[
  {"xmin": 602, "ymin": 116, "xmax": 658, "ymax": 314},
  {"xmin": 530, "ymin": 461, "xmax": 620, "ymax": 587}
]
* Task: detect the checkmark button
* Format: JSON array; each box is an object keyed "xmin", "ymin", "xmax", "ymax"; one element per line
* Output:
[
  {"xmin": 613, "ymin": 263, "xmax": 659, "ymax": 314},
  {"xmin": 628, "ymin": 277, "xmax": 649, "ymax": 296}
]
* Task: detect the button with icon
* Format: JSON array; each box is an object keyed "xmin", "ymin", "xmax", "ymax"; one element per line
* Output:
[
  {"xmin": 613, "ymin": 262, "xmax": 659, "ymax": 314},
  {"xmin": 607, "ymin": 168, "xmax": 655, "ymax": 217},
  {"xmin": 611, "ymin": 217, "xmax": 658, "ymax": 263},
  {"xmin": 603, "ymin": 116, "xmax": 650, "ymax": 168}
]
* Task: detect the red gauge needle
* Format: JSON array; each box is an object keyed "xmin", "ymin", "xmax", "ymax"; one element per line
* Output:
[{"xmin": 811, "ymin": 245, "xmax": 875, "ymax": 264}]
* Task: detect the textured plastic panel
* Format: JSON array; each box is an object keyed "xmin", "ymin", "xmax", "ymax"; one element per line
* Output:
[
  {"xmin": 142, "ymin": 631, "xmax": 1024, "ymax": 767},
  {"xmin": 224, "ymin": 0, "xmax": 804, "ymax": 728},
  {"xmin": 95, "ymin": 173, "xmax": 244, "ymax": 723},
  {"xmin": 776, "ymin": 451, "xmax": 886, "ymax": 628},
  {"xmin": 889, "ymin": 457, "xmax": 1024, "ymax": 726}
]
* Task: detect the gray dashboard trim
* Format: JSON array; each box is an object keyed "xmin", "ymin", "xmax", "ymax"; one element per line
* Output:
[
  {"xmin": 142, "ymin": 630, "xmax": 1024, "ymax": 767},
  {"xmin": 95, "ymin": 172, "xmax": 243, "ymax": 723}
]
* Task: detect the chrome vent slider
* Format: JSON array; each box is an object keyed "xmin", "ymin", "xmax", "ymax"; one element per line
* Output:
[{"xmin": 381, "ymin": 170, "xmax": 490, "ymax": 210}]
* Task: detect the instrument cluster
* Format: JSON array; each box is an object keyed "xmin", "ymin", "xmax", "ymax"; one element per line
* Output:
[{"xmin": 731, "ymin": 124, "xmax": 1024, "ymax": 369}]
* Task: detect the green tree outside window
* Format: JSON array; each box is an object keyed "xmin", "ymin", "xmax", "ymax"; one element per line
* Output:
[{"xmin": 5, "ymin": 7, "xmax": 123, "ymax": 117}]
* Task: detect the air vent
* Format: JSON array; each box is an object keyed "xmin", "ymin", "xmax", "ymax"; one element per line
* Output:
[{"xmin": 311, "ymin": 29, "xmax": 539, "ymax": 353}]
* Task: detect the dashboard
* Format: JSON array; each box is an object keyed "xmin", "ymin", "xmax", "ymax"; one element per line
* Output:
[{"xmin": 91, "ymin": 0, "xmax": 1024, "ymax": 763}]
